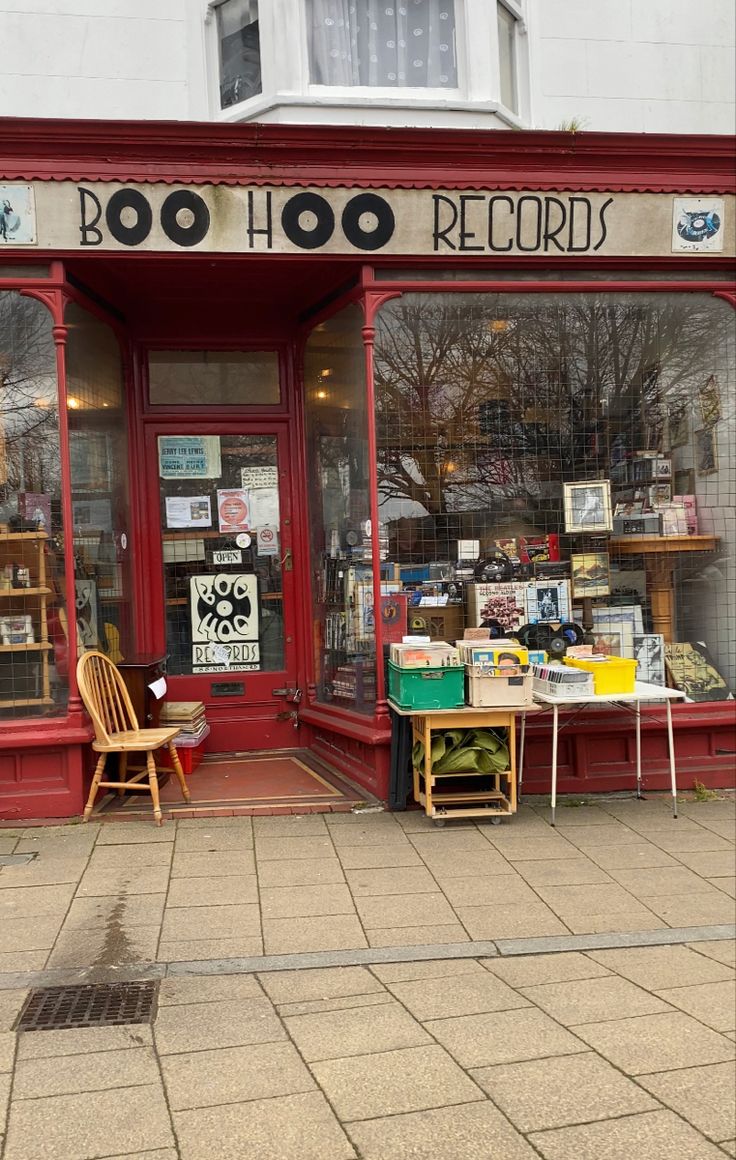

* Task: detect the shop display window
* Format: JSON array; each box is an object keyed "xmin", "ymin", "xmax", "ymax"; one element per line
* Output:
[
  {"xmin": 0, "ymin": 291, "xmax": 68, "ymax": 715},
  {"xmin": 372, "ymin": 290, "xmax": 735, "ymax": 701},
  {"xmin": 65, "ymin": 303, "xmax": 133, "ymax": 667},
  {"xmin": 305, "ymin": 305, "xmax": 377, "ymax": 713}
]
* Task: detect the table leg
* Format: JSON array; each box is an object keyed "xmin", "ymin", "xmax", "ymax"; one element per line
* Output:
[
  {"xmin": 518, "ymin": 712, "xmax": 526, "ymax": 801},
  {"xmin": 551, "ymin": 702, "xmax": 559, "ymax": 827},
  {"xmin": 666, "ymin": 698, "xmax": 678, "ymax": 819},
  {"xmin": 635, "ymin": 699, "xmax": 642, "ymax": 799},
  {"xmin": 424, "ymin": 718, "xmax": 433, "ymax": 818},
  {"xmin": 508, "ymin": 713, "xmax": 517, "ymax": 814}
]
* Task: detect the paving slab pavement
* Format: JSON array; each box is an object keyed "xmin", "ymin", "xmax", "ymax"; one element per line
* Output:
[{"xmin": 0, "ymin": 793, "xmax": 733, "ymax": 1157}]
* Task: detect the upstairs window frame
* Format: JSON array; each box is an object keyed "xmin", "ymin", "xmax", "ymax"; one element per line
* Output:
[
  {"xmin": 496, "ymin": 0, "xmax": 523, "ymax": 115},
  {"xmin": 208, "ymin": 0, "xmax": 264, "ymax": 116},
  {"xmin": 305, "ymin": 0, "xmax": 466, "ymax": 103}
]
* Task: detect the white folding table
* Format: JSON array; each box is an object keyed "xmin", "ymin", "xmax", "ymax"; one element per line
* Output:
[{"xmin": 519, "ymin": 682, "xmax": 687, "ymax": 825}]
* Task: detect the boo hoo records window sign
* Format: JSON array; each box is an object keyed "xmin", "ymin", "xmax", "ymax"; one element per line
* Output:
[
  {"xmin": 190, "ymin": 573, "xmax": 260, "ymax": 673},
  {"xmin": 12, "ymin": 182, "xmax": 732, "ymax": 256}
]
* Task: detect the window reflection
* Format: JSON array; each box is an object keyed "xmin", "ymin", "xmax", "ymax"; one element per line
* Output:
[
  {"xmin": 374, "ymin": 292, "xmax": 735, "ymax": 694},
  {"xmin": 0, "ymin": 292, "xmax": 67, "ymax": 715},
  {"xmin": 305, "ymin": 306, "xmax": 377, "ymax": 713},
  {"xmin": 65, "ymin": 302, "xmax": 132, "ymax": 664}
]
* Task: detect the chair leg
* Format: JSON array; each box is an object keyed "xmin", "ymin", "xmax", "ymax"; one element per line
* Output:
[
  {"xmin": 167, "ymin": 742, "xmax": 191, "ymax": 803},
  {"xmin": 83, "ymin": 753, "xmax": 107, "ymax": 821},
  {"xmin": 117, "ymin": 752, "xmax": 128, "ymax": 797},
  {"xmin": 146, "ymin": 751, "xmax": 163, "ymax": 826}
]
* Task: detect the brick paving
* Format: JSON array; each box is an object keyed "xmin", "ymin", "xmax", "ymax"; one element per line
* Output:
[{"xmin": 0, "ymin": 794, "xmax": 733, "ymax": 1158}]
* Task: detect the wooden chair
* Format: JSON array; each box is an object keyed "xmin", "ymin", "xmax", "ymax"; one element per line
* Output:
[{"xmin": 77, "ymin": 650, "xmax": 191, "ymax": 825}]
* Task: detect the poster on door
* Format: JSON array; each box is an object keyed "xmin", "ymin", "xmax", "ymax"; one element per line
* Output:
[
  {"xmin": 190, "ymin": 573, "xmax": 260, "ymax": 672},
  {"xmin": 216, "ymin": 489, "xmax": 251, "ymax": 534}
]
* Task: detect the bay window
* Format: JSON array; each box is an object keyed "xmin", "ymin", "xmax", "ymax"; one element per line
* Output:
[
  {"xmin": 306, "ymin": 0, "xmax": 458, "ymax": 89},
  {"xmin": 215, "ymin": 0, "xmax": 262, "ymax": 109}
]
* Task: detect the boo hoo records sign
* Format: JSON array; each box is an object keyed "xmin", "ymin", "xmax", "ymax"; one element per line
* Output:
[{"xmin": 4, "ymin": 183, "xmax": 732, "ymax": 256}]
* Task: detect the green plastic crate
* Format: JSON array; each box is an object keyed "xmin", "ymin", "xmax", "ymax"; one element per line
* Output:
[{"xmin": 388, "ymin": 661, "xmax": 465, "ymax": 711}]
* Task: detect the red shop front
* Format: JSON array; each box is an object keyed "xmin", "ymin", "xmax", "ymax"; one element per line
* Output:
[{"xmin": 0, "ymin": 121, "xmax": 734, "ymax": 820}]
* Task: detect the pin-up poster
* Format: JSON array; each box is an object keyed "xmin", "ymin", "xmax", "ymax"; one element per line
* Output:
[
  {"xmin": 217, "ymin": 488, "xmax": 250, "ymax": 533},
  {"xmin": 158, "ymin": 435, "xmax": 221, "ymax": 479}
]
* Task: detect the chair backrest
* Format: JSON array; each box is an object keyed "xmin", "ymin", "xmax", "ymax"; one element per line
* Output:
[{"xmin": 76, "ymin": 650, "xmax": 138, "ymax": 744}]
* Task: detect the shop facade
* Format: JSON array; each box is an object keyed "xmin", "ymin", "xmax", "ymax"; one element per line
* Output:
[{"xmin": 0, "ymin": 121, "xmax": 734, "ymax": 820}]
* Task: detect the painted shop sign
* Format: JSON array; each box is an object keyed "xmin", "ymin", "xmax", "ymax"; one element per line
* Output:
[{"xmin": 2, "ymin": 183, "xmax": 732, "ymax": 256}]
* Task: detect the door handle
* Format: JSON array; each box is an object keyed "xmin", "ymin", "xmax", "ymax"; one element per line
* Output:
[{"xmin": 280, "ymin": 549, "xmax": 293, "ymax": 572}]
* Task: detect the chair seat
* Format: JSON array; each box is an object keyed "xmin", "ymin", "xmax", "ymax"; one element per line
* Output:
[{"xmin": 92, "ymin": 727, "xmax": 180, "ymax": 752}]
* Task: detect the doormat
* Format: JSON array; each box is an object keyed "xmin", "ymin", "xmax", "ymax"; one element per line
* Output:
[{"xmin": 98, "ymin": 752, "xmax": 370, "ymax": 819}]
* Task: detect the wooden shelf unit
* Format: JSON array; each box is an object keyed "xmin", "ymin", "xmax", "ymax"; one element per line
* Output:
[
  {"xmin": 0, "ymin": 532, "xmax": 52, "ymax": 708},
  {"xmin": 398, "ymin": 705, "xmax": 523, "ymax": 825}
]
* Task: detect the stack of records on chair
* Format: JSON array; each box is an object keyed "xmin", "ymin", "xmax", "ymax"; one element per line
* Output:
[{"xmin": 159, "ymin": 701, "xmax": 208, "ymax": 744}]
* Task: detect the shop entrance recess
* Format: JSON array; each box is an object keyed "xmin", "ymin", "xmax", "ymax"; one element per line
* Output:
[{"xmin": 146, "ymin": 424, "xmax": 300, "ymax": 754}]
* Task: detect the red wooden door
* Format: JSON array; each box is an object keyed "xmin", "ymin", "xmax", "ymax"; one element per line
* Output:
[{"xmin": 145, "ymin": 424, "xmax": 301, "ymax": 753}]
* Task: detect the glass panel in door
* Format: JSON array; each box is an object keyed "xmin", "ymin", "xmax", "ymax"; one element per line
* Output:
[{"xmin": 159, "ymin": 433, "xmax": 285, "ymax": 676}]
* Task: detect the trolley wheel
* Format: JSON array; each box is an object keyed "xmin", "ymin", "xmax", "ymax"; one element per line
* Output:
[
  {"xmin": 490, "ymin": 816, "xmax": 503, "ymax": 825},
  {"xmin": 433, "ymin": 818, "xmax": 446, "ymax": 828}
]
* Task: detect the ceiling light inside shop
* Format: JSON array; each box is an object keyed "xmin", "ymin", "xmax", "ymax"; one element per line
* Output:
[{"xmin": 67, "ymin": 396, "xmax": 80, "ymax": 409}]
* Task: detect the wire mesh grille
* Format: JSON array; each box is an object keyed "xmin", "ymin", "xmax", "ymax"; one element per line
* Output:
[{"xmin": 369, "ymin": 290, "xmax": 735, "ymax": 697}]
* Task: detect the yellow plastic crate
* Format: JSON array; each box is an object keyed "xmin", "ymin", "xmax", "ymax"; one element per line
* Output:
[{"xmin": 563, "ymin": 656, "xmax": 637, "ymax": 695}]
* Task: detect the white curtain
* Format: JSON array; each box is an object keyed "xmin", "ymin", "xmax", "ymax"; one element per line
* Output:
[{"xmin": 308, "ymin": 0, "xmax": 457, "ymax": 87}]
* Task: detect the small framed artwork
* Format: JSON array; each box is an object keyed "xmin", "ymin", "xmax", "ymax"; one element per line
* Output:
[
  {"xmin": 698, "ymin": 375, "xmax": 721, "ymax": 427},
  {"xmin": 668, "ymin": 403, "xmax": 689, "ymax": 449},
  {"xmin": 674, "ymin": 468, "xmax": 695, "ymax": 496},
  {"xmin": 571, "ymin": 552, "xmax": 611, "ymax": 598},
  {"xmin": 0, "ymin": 614, "xmax": 34, "ymax": 645},
  {"xmin": 648, "ymin": 483, "xmax": 672, "ymax": 506},
  {"xmin": 525, "ymin": 580, "xmax": 571, "ymax": 624},
  {"xmin": 614, "ymin": 501, "xmax": 644, "ymax": 518},
  {"xmin": 633, "ymin": 634, "xmax": 665, "ymax": 685},
  {"xmin": 592, "ymin": 632, "xmax": 621, "ymax": 657},
  {"xmin": 563, "ymin": 480, "xmax": 612, "ymax": 534},
  {"xmin": 695, "ymin": 428, "xmax": 718, "ymax": 476},
  {"xmin": 655, "ymin": 458, "xmax": 672, "ymax": 481}
]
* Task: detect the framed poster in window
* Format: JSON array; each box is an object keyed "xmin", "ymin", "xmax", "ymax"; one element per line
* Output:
[{"xmin": 563, "ymin": 480, "xmax": 612, "ymax": 534}]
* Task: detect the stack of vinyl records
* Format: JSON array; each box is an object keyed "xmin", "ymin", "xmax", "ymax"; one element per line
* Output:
[{"xmin": 159, "ymin": 701, "xmax": 208, "ymax": 744}]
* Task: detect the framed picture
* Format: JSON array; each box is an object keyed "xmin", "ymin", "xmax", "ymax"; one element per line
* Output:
[
  {"xmin": 69, "ymin": 432, "xmax": 112, "ymax": 493},
  {"xmin": 591, "ymin": 603, "xmax": 643, "ymax": 657},
  {"xmin": 655, "ymin": 458, "xmax": 672, "ymax": 480},
  {"xmin": 571, "ymin": 552, "xmax": 611, "ymax": 598},
  {"xmin": 592, "ymin": 632, "xmax": 621, "ymax": 657},
  {"xmin": 668, "ymin": 403, "xmax": 689, "ymax": 449},
  {"xmin": 648, "ymin": 483, "xmax": 672, "ymax": 506},
  {"xmin": 674, "ymin": 468, "xmax": 695, "ymax": 496},
  {"xmin": 526, "ymin": 580, "xmax": 571, "ymax": 624},
  {"xmin": 0, "ymin": 614, "xmax": 34, "ymax": 646},
  {"xmin": 695, "ymin": 428, "xmax": 718, "ymax": 476},
  {"xmin": 698, "ymin": 375, "xmax": 721, "ymax": 427},
  {"xmin": 665, "ymin": 641, "xmax": 732, "ymax": 702},
  {"xmin": 563, "ymin": 480, "xmax": 612, "ymax": 534},
  {"xmin": 614, "ymin": 501, "xmax": 644, "ymax": 519},
  {"xmin": 633, "ymin": 634, "xmax": 665, "ymax": 686}
]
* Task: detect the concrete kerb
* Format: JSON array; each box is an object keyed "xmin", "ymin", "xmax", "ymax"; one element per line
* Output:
[{"xmin": 0, "ymin": 923, "xmax": 733, "ymax": 992}]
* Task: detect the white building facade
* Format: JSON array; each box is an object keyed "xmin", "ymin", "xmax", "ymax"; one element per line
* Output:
[{"xmin": 0, "ymin": 0, "xmax": 733, "ymax": 133}]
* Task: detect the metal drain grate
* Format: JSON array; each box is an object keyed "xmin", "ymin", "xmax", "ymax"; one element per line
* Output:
[{"xmin": 15, "ymin": 981, "xmax": 159, "ymax": 1032}]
